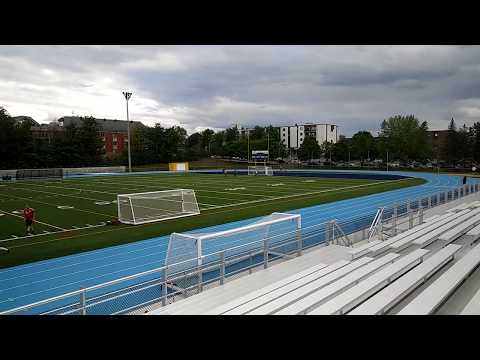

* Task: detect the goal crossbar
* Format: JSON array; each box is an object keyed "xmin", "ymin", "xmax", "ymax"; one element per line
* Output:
[{"xmin": 117, "ymin": 189, "xmax": 200, "ymax": 225}]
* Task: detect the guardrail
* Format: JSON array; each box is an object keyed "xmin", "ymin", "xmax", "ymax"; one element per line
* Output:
[{"xmin": 1, "ymin": 183, "xmax": 478, "ymax": 315}]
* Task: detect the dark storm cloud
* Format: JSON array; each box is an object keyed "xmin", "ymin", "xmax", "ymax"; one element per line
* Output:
[{"xmin": 1, "ymin": 45, "xmax": 480, "ymax": 135}]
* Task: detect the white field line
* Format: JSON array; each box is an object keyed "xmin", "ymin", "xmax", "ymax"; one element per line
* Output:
[
  {"xmin": 82, "ymin": 179, "xmax": 276, "ymax": 198},
  {"xmin": 65, "ymin": 173, "xmax": 365, "ymax": 193},
  {"xmin": 9, "ymin": 185, "xmax": 113, "ymax": 203},
  {"xmin": 21, "ymin": 181, "xmax": 118, "ymax": 196},
  {"xmin": 19, "ymin": 179, "xmax": 248, "ymax": 205},
  {"xmin": 201, "ymin": 178, "xmax": 410, "ymax": 212},
  {"xmin": 0, "ymin": 223, "xmax": 107, "ymax": 243},
  {"xmin": 0, "ymin": 193, "xmax": 113, "ymax": 218},
  {"xmin": 0, "ymin": 209, "xmax": 67, "ymax": 231},
  {"xmin": 67, "ymin": 176, "xmax": 360, "ymax": 200},
  {"xmin": 0, "ymin": 178, "xmax": 434, "ymax": 281},
  {"xmin": 96, "ymin": 174, "xmax": 372, "ymax": 194}
]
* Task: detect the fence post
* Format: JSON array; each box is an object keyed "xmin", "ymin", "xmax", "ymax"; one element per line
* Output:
[
  {"xmin": 219, "ymin": 251, "xmax": 225, "ymax": 285},
  {"xmin": 409, "ymin": 210, "xmax": 413, "ymax": 229},
  {"xmin": 428, "ymin": 195, "xmax": 431, "ymax": 208},
  {"xmin": 436, "ymin": 192, "xmax": 439, "ymax": 206},
  {"xmin": 331, "ymin": 220, "xmax": 336, "ymax": 245},
  {"xmin": 80, "ymin": 288, "xmax": 86, "ymax": 315},
  {"xmin": 249, "ymin": 251, "xmax": 253, "ymax": 274},
  {"xmin": 407, "ymin": 199, "xmax": 410, "ymax": 213},
  {"xmin": 392, "ymin": 205, "xmax": 397, "ymax": 236},
  {"xmin": 325, "ymin": 222, "xmax": 330, "ymax": 244},
  {"xmin": 419, "ymin": 207, "xmax": 424, "ymax": 224},
  {"xmin": 162, "ymin": 268, "xmax": 167, "ymax": 306},
  {"xmin": 296, "ymin": 228, "xmax": 302, "ymax": 257},
  {"xmin": 263, "ymin": 239, "xmax": 269, "ymax": 269}
]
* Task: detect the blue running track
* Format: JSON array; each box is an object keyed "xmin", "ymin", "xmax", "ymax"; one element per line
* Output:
[{"xmin": 0, "ymin": 170, "xmax": 476, "ymax": 314}]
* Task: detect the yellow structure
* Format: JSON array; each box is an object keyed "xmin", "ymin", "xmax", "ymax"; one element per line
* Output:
[{"xmin": 168, "ymin": 162, "xmax": 189, "ymax": 172}]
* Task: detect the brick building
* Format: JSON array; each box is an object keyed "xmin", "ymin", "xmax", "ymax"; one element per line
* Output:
[{"xmin": 58, "ymin": 116, "xmax": 145, "ymax": 158}]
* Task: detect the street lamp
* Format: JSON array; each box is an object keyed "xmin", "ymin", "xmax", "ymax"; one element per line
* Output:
[{"xmin": 122, "ymin": 91, "xmax": 132, "ymax": 173}]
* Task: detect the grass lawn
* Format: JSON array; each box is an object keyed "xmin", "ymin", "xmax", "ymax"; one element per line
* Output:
[{"xmin": 0, "ymin": 172, "xmax": 425, "ymax": 268}]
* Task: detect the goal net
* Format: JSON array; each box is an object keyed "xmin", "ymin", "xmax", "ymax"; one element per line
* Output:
[
  {"xmin": 117, "ymin": 189, "xmax": 200, "ymax": 225},
  {"xmin": 248, "ymin": 166, "xmax": 273, "ymax": 176},
  {"xmin": 165, "ymin": 212, "xmax": 301, "ymax": 279}
]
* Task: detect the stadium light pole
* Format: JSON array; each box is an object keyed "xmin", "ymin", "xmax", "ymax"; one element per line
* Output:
[{"xmin": 122, "ymin": 91, "xmax": 132, "ymax": 173}]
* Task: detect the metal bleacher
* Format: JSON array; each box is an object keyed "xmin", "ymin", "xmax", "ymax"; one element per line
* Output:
[{"xmin": 150, "ymin": 197, "xmax": 480, "ymax": 316}]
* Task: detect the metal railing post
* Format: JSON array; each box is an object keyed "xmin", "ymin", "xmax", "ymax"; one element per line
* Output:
[
  {"xmin": 249, "ymin": 251, "xmax": 253, "ymax": 274},
  {"xmin": 296, "ymin": 228, "xmax": 302, "ymax": 257},
  {"xmin": 197, "ymin": 264, "xmax": 203, "ymax": 293},
  {"xmin": 162, "ymin": 268, "xmax": 167, "ymax": 306},
  {"xmin": 419, "ymin": 207, "xmax": 424, "ymax": 224},
  {"xmin": 392, "ymin": 205, "xmax": 397, "ymax": 236},
  {"xmin": 220, "ymin": 251, "xmax": 225, "ymax": 285},
  {"xmin": 428, "ymin": 195, "xmax": 431, "ymax": 208},
  {"xmin": 409, "ymin": 210, "xmax": 413, "ymax": 229},
  {"xmin": 325, "ymin": 222, "xmax": 330, "ymax": 244},
  {"xmin": 331, "ymin": 220, "xmax": 336, "ymax": 245},
  {"xmin": 80, "ymin": 288, "xmax": 86, "ymax": 315},
  {"xmin": 263, "ymin": 239, "xmax": 269, "ymax": 269}
]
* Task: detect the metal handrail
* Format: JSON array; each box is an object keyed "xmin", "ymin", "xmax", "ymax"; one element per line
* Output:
[{"xmin": 2, "ymin": 183, "xmax": 478, "ymax": 315}]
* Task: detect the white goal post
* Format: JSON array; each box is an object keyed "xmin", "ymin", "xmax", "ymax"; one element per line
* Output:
[
  {"xmin": 117, "ymin": 189, "xmax": 200, "ymax": 225},
  {"xmin": 165, "ymin": 212, "xmax": 301, "ymax": 276},
  {"xmin": 248, "ymin": 166, "xmax": 273, "ymax": 176}
]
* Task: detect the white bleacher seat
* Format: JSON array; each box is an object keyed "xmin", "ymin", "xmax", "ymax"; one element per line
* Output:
[
  {"xmin": 393, "ymin": 208, "xmax": 480, "ymax": 251},
  {"xmin": 425, "ymin": 215, "xmax": 441, "ymax": 222},
  {"xmin": 460, "ymin": 286, "xmax": 480, "ymax": 315},
  {"xmin": 349, "ymin": 244, "xmax": 461, "ymax": 315},
  {"xmin": 367, "ymin": 210, "xmax": 468, "ymax": 256},
  {"xmin": 269, "ymin": 253, "xmax": 400, "ymax": 315},
  {"xmin": 437, "ymin": 213, "xmax": 480, "ymax": 245},
  {"xmin": 466, "ymin": 224, "xmax": 480, "ymax": 237},
  {"xmin": 347, "ymin": 240, "xmax": 382, "ymax": 260},
  {"xmin": 309, "ymin": 248, "xmax": 429, "ymax": 315},
  {"xmin": 240, "ymin": 256, "xmax": 379, "ymax": 315},
  {"xmin": 206, "ymin": 260, "xmax": 348, "ymax": 315},
  {"xmin": 448, "ymin": 203, "xmax": 469, "ymax": 213},
  {"xmin": 398, "ymin": 242, "xmax": 480, "ymax": 315}
]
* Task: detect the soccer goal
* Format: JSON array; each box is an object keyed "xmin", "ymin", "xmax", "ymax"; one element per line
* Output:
[
  {"xmin": 117, "ymin": 189, "xmax": 200, "ymax": 225},
  {"xmin": 248, "ymin": 166, "xmax": 273, "ymax": 176},
  {"xmin": 165, "ymin": 212, "xmax": 301, "ymax": 277}
]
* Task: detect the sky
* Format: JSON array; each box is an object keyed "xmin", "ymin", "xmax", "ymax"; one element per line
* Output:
[{"xmin": 1, "ymin": 45, "xmax": 480, "ymax": 137}]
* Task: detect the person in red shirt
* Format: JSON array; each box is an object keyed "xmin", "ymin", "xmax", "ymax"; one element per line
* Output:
[{"xmin": 23, "ymin": 205, "xmax": 35, "ymax": 235}]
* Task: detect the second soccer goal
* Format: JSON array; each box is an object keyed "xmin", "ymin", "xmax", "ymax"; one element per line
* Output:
[
  {"xmin": 117, "ymin": 189, "xmax": 200, "ymax": 225},
  {"xmin": 248, "ymin": 166, "xmax": 273, "ymax": 176}
]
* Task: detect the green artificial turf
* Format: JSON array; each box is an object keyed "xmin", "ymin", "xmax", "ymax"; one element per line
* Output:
[{"xmin": 0, "ymin": 173, "xmax": 425, "ymax": 268}]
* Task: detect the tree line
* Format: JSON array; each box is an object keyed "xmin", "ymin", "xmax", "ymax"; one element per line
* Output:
[
  {"xmin": 298, "ymin": 115, "xmax": 480, "ymax": 167},
  {"xmin": 3, "ymin": 104, "xmax": 480, "ymax": 170},
  {"xmin": 1, "ymin": 107, "xmax": 104, "ymax": 169}
]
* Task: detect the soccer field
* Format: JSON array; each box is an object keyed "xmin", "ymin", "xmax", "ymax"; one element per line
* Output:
[{"xmin": 0, "ymin": 172, "xmax": 423, "ymax": 268}]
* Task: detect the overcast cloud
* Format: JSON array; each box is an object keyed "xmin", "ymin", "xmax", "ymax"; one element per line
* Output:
[{"xmin": 1, "ymin": 45, "xmax": 480, "ymax": 136}]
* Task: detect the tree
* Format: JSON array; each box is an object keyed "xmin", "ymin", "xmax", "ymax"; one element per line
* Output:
[
  {"xmin": 201, "ymin": 129, "xmax": 214, "ymax": 154},
  {"xmin": 77, "ymin": 117, "xmax": 104, "ymax": 166},
  {"xmin": 445, "ymin": 118, "xmax": 459, "ymax": 166},
  {"xmin": 331, "ymin": 135, "xmax": 351, "ymax": 161},
  {"xmin": 297, "ymin": 136, "xmax": 321, "ymax": 161},
  {"xmin": 379, "ymin": 114, "xmax": 432, "ymax": 163},
  {"xmin": 351, "ymin": 131, "xmax": 376, "ymax": 162},
  {"xmin": 471, "ymin": 122, "xmax": 480, "ymax": 163}
]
